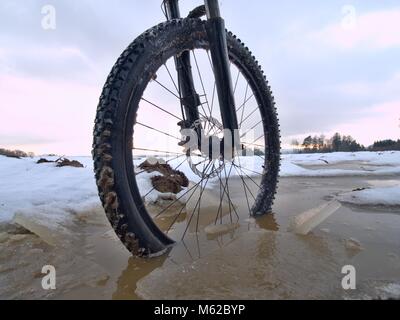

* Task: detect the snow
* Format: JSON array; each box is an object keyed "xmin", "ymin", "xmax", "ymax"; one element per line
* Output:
[
  {"xmin": 0, "ymin": 156, "xmax": 99, "ymax": 225},
  {"xmin": 338, "ymin": 185, "xmax": 400, "ymax": 207},
  {"xmin": 281, "ymin": 151, "xmax": 400, "ymax": 177},
  {"xmin": 0, "ymin": 151, "xmax": 399, "ymax": 228},
  {"xmin": 284, "ymin": 151, "xmax": 400, "ymax": 167}
]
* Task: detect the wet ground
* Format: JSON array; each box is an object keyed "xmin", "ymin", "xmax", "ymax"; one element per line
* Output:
[{"xmin": 0, "ymin": 174, "xmax": 399, "ymax": 300}]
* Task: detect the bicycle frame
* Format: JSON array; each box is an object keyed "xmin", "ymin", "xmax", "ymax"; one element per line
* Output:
[{"xmin": 163, "ymin": 0, "xmax": 240, "ymax": 151}]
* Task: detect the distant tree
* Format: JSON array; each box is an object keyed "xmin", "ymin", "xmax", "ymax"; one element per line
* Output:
[
  {"xmin": 297, "ymin": 133, "xmax": 365, "ymax": 154},
  {"xmin": 291, "ymin": 139, "xmax": 300, "ymax": 147},
  {"xmin": 0, "ymin": 148, "xmax": 34, "ymax": 158},
  {"xmin": 317, "ymin": 135, "xmax": 325, "ymax": 150},
  {"xmin": 302, "ymin": 136, "xmax": 313, "ymax": 151},
  {"xmin": 369, "ymin": 139, "xmax": 400, "ymax": 151},
  {"xmin": 331, "ymin": 133, "xmax": 342, "ymax": 152}
]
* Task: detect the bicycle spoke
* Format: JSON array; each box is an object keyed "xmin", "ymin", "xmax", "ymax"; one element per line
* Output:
[
  {"xmin": 164, "ymin": 63, "xmax": 180, "ymax": 96},
  {"xmin": 181, "ymin": 161, "xmax": 213, "ymax": 240},
  {"xmin": 236, "ymin": 94, "xmax": 254, "ymax": 113},
  {"xmin": 214, "ymin": 162, "xmax": 236, "ymax": 224},
  {"xmin": 242, "ymin": 142, "xmax": 265, "ymax": 149},
  {"xmin": 136, "ymin": 122, "xmax": 181, "ymax": 141},
  {"xmin": 141, "ymin": 97, "xmax": 182, "ymax": 121},
  {"xmin": 232, "ymin": 165, "xmax": 253, "ymax": 215},
  {"xmin": 240, "ymin": 119, "xmax": 263, "ymax": 139},
  {"xmin": 192, "ymin": 51, "xmax": 212, "ymax": 116},
  {"xmin": 232, "ymin": 163, "xmax": 262, "ymax": 188},
  {"xmin": 154, "ymin": 79, "xmax": 181, "ymax": 100},
  {"xmin": 153, "ymin": 177, "xmax": 207, "ymax": 219},
  {"xmin": 206, "ymin": 82, "xmax": 217, "ymax": 136},
  {"xmin": 133, "ymin": 147, "xmax": 186, "ymax": 156},
  {"xmin": 223, "ymin": 163, "xmax": 237, "ymax": 222},
  {"xmin": 246, "ymin": 134, "xmax": 265, "ymax": 148},
  {"xmin": 192, "ymin": 50, "xmax": 219, "ymax": 133},
  {"xmin": 239, "ymin": 83, "xmax": 249, "ymax": 129},
  {"xmin": 219, "ymin": 163, "xmax": 240, "ymax": 221},
  {"xmin": 234, "ymin": 148, "xmax": 257, "ymax": 198},
  {"xmin": 166, "ymin": 179, "xmax": 202, "ymax": 234},
  {"xmin": 239, "ymin": 105, "xmax": 258, "ymax": 128},
  {"xmin": 233, "ymin": 68, "xmax": 240, "ymax": 94}
]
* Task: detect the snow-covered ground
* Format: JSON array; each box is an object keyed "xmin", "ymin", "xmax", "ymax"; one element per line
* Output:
[
  {"xmin": 338, "ymin": 186, "xmax": 400, "ymax": 207},
  {"xmin": 0, "ymin": 151, "xmax": 399, "ymax": 226},
  {"xmin": 0, "ymin": 156, "xmax": 98, "ymax": 224},
  {"xmin": 284, "ymin": 151, "xmax": 400, "ymax": 167}
]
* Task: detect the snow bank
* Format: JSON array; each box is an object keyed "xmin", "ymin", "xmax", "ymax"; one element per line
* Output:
[
  {"xmin": 1, "ymin": 151, "xmax": 399, "ymax": 227},
  {"xmin": 284, "ymin": 151, "xmax": 400, "ymax": 167},
  {"xmin": 338, "ymin": 185, "xmax": 400, "ymax": 207},
  {"xmin": 0, "ymin": 156, "xmax": 188, "ymax": 227},
  {"xmin": 281, "ymin": 151, "xmax": 400, "ymax": 177},
  {"xmin": 0, "ymin": 156, "xmax": 99, "ymax": 225}
]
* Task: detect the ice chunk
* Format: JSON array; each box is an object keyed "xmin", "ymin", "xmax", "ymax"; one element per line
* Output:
[
  {"xmin": 338, "ymin": 185, "xmax": 400, "ymax": 207},
  {"xmin": 205, "ymin": 223, "xmax": 240, "ymax": 236},
  {"xmin": 289, "ymin": 201, "xmax": 341, "ymax": 235},
  {"xmin": 13, "ymin": 209, "xmax": 73, "ymax": 246},
  {"xmin": 344, "ymin": 238, "xmax": 363, "ymax": 252}
]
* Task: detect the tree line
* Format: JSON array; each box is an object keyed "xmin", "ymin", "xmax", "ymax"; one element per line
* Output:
[{"xmin": 292, "ymin": 133, "xmax": 400, "ymax": 153}]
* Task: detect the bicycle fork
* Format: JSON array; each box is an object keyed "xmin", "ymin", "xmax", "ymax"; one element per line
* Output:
[{"xmin": 164, "ymin": 0, "xmax": 240, "ymax": 158}]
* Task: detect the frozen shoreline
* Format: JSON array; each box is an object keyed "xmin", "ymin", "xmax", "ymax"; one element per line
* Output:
[{"xmin": 0, "ymin": 151, "xmax": 399, "ymax": 226}]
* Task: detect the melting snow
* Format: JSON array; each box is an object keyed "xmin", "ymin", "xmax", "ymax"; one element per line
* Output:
[{"xmin": 0, "ymin": 151, "xmax": 399, "ymax": 229}]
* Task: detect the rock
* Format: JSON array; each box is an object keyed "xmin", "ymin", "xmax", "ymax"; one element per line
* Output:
[
  {"xmin": 56, "ymin": 158, "xmax": 84, "ymax": 168},
  {"xmin": 344, "ymin": 238, "xmax": 363, "ymax": 252},
  {"xmin": 9, "ymin": 234, "xmax": 29, "ymax": 243},
  {"xmin": 151, "ymin": 176, "xmax": 183, "ymax": 194},
  {"xmin": 96, "ymin": 274, "xmax": 110, "ymax": 287},
  {"xmin": 139, "ymin": 159, "xmax": 189, "ymax": 194},
  {"xmin": 0, "ymin": 232, "xmax": 9, "ymax": 243},
  {"xmin": 204, "ymin": 223, "xmax": 240, "ymax": 236},
  {"xmin": 146, "ymin": 157, "xmax": 166, "ymax": 165},
  {"xmin": 36, "ymin": 158, "xmax": 54, "ymax": 164},
  {"xmin": 139, "ymin": 161, "xmax": 174, "ymax": 176}
]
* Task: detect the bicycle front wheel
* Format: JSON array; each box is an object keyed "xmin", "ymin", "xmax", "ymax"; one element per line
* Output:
[{"xmin": 93, "ymin": 18, "xmax": 281, "ymax": 255}]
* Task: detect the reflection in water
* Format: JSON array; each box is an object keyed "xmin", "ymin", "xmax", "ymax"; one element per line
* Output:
[
  {"xmin": 133, "ymin": 227, "xmax": 350, "ymax": 299},
  {"xmin": 113, "ymin": 255, "xmax": 168, "ymax": 300},
  {"xmin": 65, "ymin": 176, "xmax": 400, "ymax": 300},
  {"xmin": 253, "ymin": 213, "xmax": 279, "ymax": 232},
  {"xmin": 112, "ymin": 212, "xmax": 283, "ymax": 299}
]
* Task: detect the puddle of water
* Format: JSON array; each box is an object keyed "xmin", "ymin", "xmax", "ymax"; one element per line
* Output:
[{"xmin": 2, "ymin": 175, "xmax": 400, "ymax": 300}]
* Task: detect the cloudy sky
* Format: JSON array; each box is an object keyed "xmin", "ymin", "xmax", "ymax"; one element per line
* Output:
[{"xmin": 0, "ymin": 0, "xmax": 399, "ymax": 155}]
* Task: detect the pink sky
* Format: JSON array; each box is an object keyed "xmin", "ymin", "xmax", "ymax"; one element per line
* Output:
[
  {"xmin": 1, "ymin": 3, "xmax": 400, "ymax": 155},
  {"xmin": 0, "ymin": 75, "xmax": 99, "ymax": 155}
]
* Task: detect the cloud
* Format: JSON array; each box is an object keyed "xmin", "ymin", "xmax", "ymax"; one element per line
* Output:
[
  {"xmin": 311, "ymin": 8, "xmax": 400, "ymax": 50},
  {"xmin": 332, "ymin": 71, "xmax": 400, "ymax": 100},
  {"xmin": 0, "ymin": 44, "xmax": 102, "ymax": 83},
  {"xmin": 334, "ymin": 100, "xmax": 400, "ymax": 145},
  {"xmin": 283, "ymin": 99, "xmax": 400, "ymax": 147},
  {"xmin": 0, "ymin": 134, "xmax": 57, "ymax": 146},
  {"xmin": 0, "ymin": 74, "xmax": 100, "ymax": 155}
]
